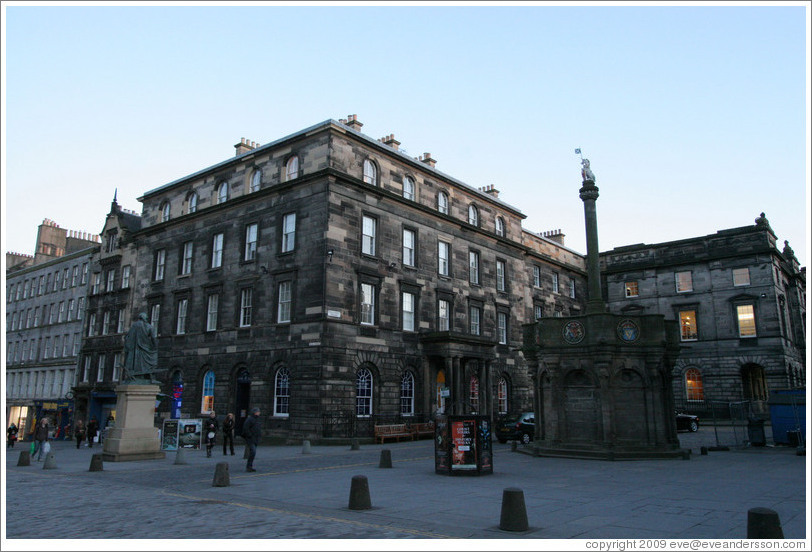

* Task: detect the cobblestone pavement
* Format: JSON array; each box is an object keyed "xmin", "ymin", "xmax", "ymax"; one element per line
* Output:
[{"xmin": 2, "ymin": 428, "xmax": 808, "ymax": 547}]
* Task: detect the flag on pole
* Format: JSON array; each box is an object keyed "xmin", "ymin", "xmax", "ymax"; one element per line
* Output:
[{"xmin": 574, "ymin": 148, "xmax": 581, "ymax": 154}]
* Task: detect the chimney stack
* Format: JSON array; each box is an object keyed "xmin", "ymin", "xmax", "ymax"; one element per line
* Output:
[
  {"xmin": 479, "ymin": 184, "xmax": 500, "ymax": 199},
  {"xmin": 345, "ymin": 114, "xmax": 363, "ymax": 131},
  {"xmin": 234, "ymin": 137, "xmax": 259, "ymax": 157},
  {"xmin": 380, "ymin": 134, "xmax": 400, "ymax": 151},
  {"xmin": 541, "ymin": 229, "xmax": 566, "ymax": 246},
  {"xmin": 418, "ymin": 152, "xmax": 436, "ymax": 168}
]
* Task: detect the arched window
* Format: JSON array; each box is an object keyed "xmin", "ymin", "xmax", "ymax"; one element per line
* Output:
[
  {"xmin": 356, "ymin": 367, "xmax": 373, "ymax": 417},
  {"xmin": 274, "ymin": 367, "xmax": 290, "ymax": 417},
  {"xmin": 685, "ymin": 368, "xmax": 704, "ymax": 401},
  {"xmin": 201, "ymin": 370, "xmax": 215, "ymax": 413},
  {"xmin": 250, "ymin": 170, "xmax": 262, "ymax": 193},
  {"xmin": 497, "ymin": 376, "xmax": 508, "ymax": 414},
  {"xmin": 468, "ymin": 204, "xmax": 479, "ymax": 226},
  {"xmin": 362, "ymin": 159, "xmax": 377, "ymax": 186},
  {"xmin": 495, "ymin": 216, "xmax": 505, "ymax": 237},
  {"xmin": 469, "ymin": 375, "xmax": 480, "ymax": 413},
  {"xmin": 187, "ymin": 192, "xmax": 198, "ymax": 214},
  {"xmin": 286, "ymin": 156, "xmax": 299, "ymax": 181},
  {"xmin": 161, "ymin": 202, "xmax": 170, "ymax": 222},
  {"xmin": 400, "ymin": 371, "xmax": 415, "ymax": 416},
  {"xmin": 403, "ymin": 176, "xmax": 414, "ymax": 201},
  {"xmin": 437, "ymin": 192, "xmax": 449, "ymax": 214},
  {"xmin": 216, "ymin": 182, "xmax": 229, "ymax": 204}
]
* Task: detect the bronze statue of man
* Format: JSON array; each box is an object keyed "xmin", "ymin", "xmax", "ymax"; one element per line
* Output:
[{"xmin": 123, "ymin": 312, "xmax": 158, "ymax": 383}]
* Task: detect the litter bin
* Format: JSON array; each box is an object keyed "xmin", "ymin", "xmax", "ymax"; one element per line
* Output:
[{"xmin": 748, "ymin": 418, "xmax": 766, "ymax": 447}]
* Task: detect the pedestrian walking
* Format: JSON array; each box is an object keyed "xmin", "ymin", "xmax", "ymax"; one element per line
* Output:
[
  {"xmin": 87, "ymin": 417, "xmax": 99, "ymax": 448},
  {"xmin": 74, "ymin": 419, "xmax": 86, "ymax": 449},
  {"xmin": 242, "ymin": 407, "xmax": 262, "ymax": 472},
  {"xmin": 7, "ymin": 423, "xmax": 18, "ymax": 448},
  {"xmin": 33, "ymin": 418, "xmax": 50, "ymax": 461},
  {"xmin": 204, "ymin": 411, "xmax": 218, "ymax": 458},
  {"xmin": 222, "ymin": 413, "xmax": 236, "ymax": 456}
]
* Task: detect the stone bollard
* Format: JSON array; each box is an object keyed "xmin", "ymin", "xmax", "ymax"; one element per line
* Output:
[
  {"xmin": 350, "ymin": 438, "xmax": 360, "ymax": 451},
  {"xmin": 348, "ymin": 475, "xmax": 372, "ymax": 510},
  {"xmin": 499, "ymin": 487, "xmax": 529, "ymax": 532},
  {"xmin": 747, "ymin": 507, "xmax": 784, "ymax": 539},
  {"xmin": 17, "ymin": 450, "xmax": 31, "ymax": 466},
  {"xmin": 379, "ymin": 449, "xmax": 392, "ymax": 468},
  {"xmin": 212, "ymin": 462, "xmax": 230, "ymax": 487},
  {"xmin": 89, "ymin": 453, "xmax": 104, "ymax": 472},
  {"xmin": 302, "ymin": 440, "xmax": 311, "ymax": 454},
  {"xmin": 42, "ymin": 452, "xmax": 57, "ymax": 470},
  {"xmin": 174, "ymin": 447, "xmax": 188, "ymax": 465},
  {"xmin": 700, "ymin": 446, "xmax": 708, "ymax": 455}
]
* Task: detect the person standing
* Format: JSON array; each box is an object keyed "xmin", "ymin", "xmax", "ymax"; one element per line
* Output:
[
  {"xmin": 87, "ymin": 417, "xmax": 99, "ymax": 448},
  {"xmin": 7, "ymin": 423, "xmax": 18, "ymax": 448},
  {"xmin": 74, "ymin": 419, "xmax": 86, "ymax": 449},
  {"xmin": 222, "ymin": 413, "xmax": 236, "ymax": 456},
  {"xmin": 203, "ymin": 411, "xmax": 218, "ymax": 458},
  {"xmin": 33, "ymin": 418, "xmax": 50, "ymax": 461},
  {"xmin": 242, "ymin": 407, "xmax": 262, "ymax": 472}
]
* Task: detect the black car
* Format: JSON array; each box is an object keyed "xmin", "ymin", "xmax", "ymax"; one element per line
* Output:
[
  {"xmin": 676, "ymin": 411, "xmax": 700, "ymax": 432},
  {"xmin": 496, "ymin": 412, "xmax": 535, "ymax": 444}
]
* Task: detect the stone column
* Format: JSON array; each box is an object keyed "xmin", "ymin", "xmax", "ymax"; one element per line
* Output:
[{"xmin": 579, "ymin": 178, "xmax": 606, "ymax": 314}]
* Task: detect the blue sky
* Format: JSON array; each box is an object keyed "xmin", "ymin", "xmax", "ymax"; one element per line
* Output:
[{"xmin": 3, "ymin": 2, "xmax": 809, "ymax": 268}]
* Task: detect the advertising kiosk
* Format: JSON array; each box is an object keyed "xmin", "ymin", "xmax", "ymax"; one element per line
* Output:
[{"xmin": 434, "ymin": 415, "xmax": 493, "ymax": 475}]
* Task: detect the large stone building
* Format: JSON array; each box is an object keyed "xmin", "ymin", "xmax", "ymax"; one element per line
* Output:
[
  {"xmin": 600, "ymin": 213, "xmax": 806, "ymax": 416},
  {"xmin": 128, "ymin": 116, "xmax": 586, "ymax": 438},
  {"xmin": 5, "ymin": 219, "xmax": 99, "ymax": 438}
]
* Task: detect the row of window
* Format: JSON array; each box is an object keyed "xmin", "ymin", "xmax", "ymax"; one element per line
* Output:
[
  {"xmin": 86, "ymin": 309, "xmax": 126, "ymax": 337},
  {"xmin": 6, "ymin": 333, "xmax": 82, "ymax": 364},
  {"xmin": 79, "ymin": 353, "xmax": 122, "ymax": 385},
  {"xmin": 624, "ymin": 268, "xmax": 752, "ymax": 298},
  {"xmin": 7, "ymin": 263, "xmax": 89, "ymax": 303},
  {"xmin": 678, "ymin": 304, "xmax": 757, "ymax": 341},
  {"xmin": 7, "ymin": 297, "xmax": 86, "ymax": 331},
  {"xmin": 90, "ymin": 266, "xmax": 132, "ymax": 295},
  {"xmin": 5, "ymin": 368, "xmax": 74, "ymax": 399}
]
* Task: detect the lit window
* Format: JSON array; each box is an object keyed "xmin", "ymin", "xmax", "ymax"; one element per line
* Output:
[
  {"xmin": 360, "ymin": 283, "xmax": 376, "ymax": 325},
  {"xmin": 403, "ymin": 177, "xmax": 414, "ymax": 200},
  {"xmin": 468, "ymin": 205, "xmax": 479, "ymax": 226},
  {"xmin": 402, "ymin": 291, "xmax": 415, "ymax": 331},
  {"xmin": 733, "ymin": 268, "xmax": 750, "ymax": 287},
  {"xmin": 496, "ymin": 260, "xmax": 506, "ymax": 292},
  {"xmin": 469, "ymin": 375, "xmax": 480, "ymax": 413},
  {"xmin": 495, "ymin": 216, "xmax": 505, "ymax": 237},
  {"xmin": 625, "ymin": 281, "xmax": 639, "ymax": 298},
  {"xmin": 282, "ymin": 213, "xmax": 296, "ymax": 253},
  {"xmin": 278, "ymin": 281, "xmax": 292, "ymax": 323},
  {"xmin": 161, "ymin": 202, "xmax": 170, "ymax": 222},
  {"xmin": 176, "ymin": 298, "xmax": 188, "ymax": 334},
  {"xmin": 206, "ymin": 294, "xmax": 219, "ymax": 331},
  {"xmin": 498, "ymin": 312, "xmax": 508, "ymax": 344},
  {"xmin": 403, "ymin": 229, "xmax": 416, "ymax": 266},
  {"xmin": 244, "ymin": 223, "xmax": 258, "ymax": 261},
  {"xmin": 240, "ymin": 289, "xmax": 253, "ymax": 327},
  {"xmin": 363, "ymin": 160, "xmax": 377, "ymax": 186},
  {"xmin": 438, "ymin": 192, "xmax": 449, "ymax": 214},
  {"xmin": 497, "ymin": 377, "xmax": 508, "ymax": 415},
  {"xmin": 438, "ymin": 241, "xmax": 450, "ymax": 277},
  {"xmin": 250, "ymin": 169, "xmax": 262, "ymax": 192},
  {"xmin": 211, "ymin": 233, "xmax": 224, "ymax": 268},
  {"xmin": 181, "ymin": 242, "xmax": 193, "ymax": 275},
  {"xmin": 286, "ymin": 156, "xmax": 299, "ymax": 181},
  {"xmin": 217, "ymin": 182, "xmax": 229, "ymax": 204},
  {"xmin": 400, "ymin": 372, "xmax": 415, "ymax": 416},
  {"xmin": 469, "ymin": 251, "xmax": 480, "ymax": 285},
  {"xmin": 362, "ymin": 216, "xmax": 376, "ymax": 256},
  {"xmin": 438, "ymin": 299, "xmax": 450, "ymax": 331},
  {"xmin": 154, "ymin": 250, "xmax": 166, "ymax": 281},
  {"xmin": 685, "ymin": 368, "xmax": 704, "ymax": 401},
  {"xmin": 356, "ymin": 367, "xmax": 373, "ymax": 417},
  {"xmin": 679, "ymin": 310, "xmax": 698, "ymax": 341},
  {"xmin": 676, "ymin": 271, "xmax": 693, "ymax": 293},
  {"xmin": 470, "ymin": 305, "xmax": 481, "ymax": 335},
  {"xmin": 736, "ymin": 304, "xmax": 757, "ymax": 337},
  {"xmin": 274, "ymin": 368, "xmax": 290, "ymax": 416},
  {"xmin": 201, "ymin": 370, "xmax": 215, "ymax": 413}
]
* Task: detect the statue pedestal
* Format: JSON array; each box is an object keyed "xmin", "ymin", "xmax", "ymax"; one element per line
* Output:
[{"xmin": 102, "ymin": 384, "xmax": 166, "ymax": 462}]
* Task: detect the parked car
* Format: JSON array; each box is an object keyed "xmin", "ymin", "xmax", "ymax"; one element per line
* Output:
[
  {"xmin": 496, "ymin": 412, "xmax": 535, "ymax": 444},
  {"xmin": 676, "ymin": 411, "xmax": 700, "ymax": 432}
]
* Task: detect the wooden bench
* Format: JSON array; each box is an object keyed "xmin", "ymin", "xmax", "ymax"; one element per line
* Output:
[
  {"xmin": 374, "ymin": 424, "xmax": 413, "ymax": 444},
  {"xmin": 408, "ymin": 422, "xmax": 435, "ymax": 440}
]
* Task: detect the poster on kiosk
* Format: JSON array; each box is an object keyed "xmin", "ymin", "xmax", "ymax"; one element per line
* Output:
[{"xmin": 435, "ymin": 415, "xmax": 492, "ymax": 475}]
